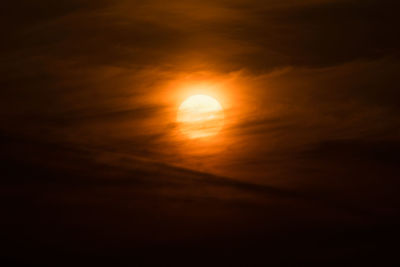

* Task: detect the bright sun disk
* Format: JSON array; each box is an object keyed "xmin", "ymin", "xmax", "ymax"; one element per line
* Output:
[{"xmin": 177, "ymin": 94, "xmax": 224, "ymax": 139}]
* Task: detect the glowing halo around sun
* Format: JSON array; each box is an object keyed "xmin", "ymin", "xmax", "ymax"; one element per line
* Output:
[{"xmin": 177, "ymin": 95, "xmax": 224, "ymax": 139}]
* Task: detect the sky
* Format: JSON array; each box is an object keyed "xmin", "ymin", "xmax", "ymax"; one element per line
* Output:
[{"xmin": 1, "ymin": 0, "xmax": 400, "ymax": 266}]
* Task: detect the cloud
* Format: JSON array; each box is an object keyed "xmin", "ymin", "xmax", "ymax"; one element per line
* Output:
[
  {"xmin": 1, "ymin": 0, "xmax": 399, "ymax": 204},
  {"xmin": 1, "ymin": 2, "xmax": 400, "ymax": 264}
]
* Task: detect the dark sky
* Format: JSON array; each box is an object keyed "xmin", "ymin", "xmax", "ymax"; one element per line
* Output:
[{"xmin": 1, "ymin": 0, "xmax": 400, "ymax": 266}]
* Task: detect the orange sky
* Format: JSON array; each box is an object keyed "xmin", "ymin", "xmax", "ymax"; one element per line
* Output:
[{"xmin": 1, "ymin": 1, "xmax": 400, "ymax": 265}]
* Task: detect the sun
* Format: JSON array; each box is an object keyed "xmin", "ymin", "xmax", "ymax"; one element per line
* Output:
[{"xmin": 177, "ymin": 95, "xmax": 224, "ymax": 139}]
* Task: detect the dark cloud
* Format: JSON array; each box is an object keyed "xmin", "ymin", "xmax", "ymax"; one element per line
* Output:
[
  {"xmin": 229, "ymin": 0, "xmax": 400, "ymax": 69},
  {"xmin": 1, "ymin": 0, "xmax": 400, "ymax": 265},
  {"xmin": 304, "ymin": 139, "xmax": 400, "ymax": 166}
]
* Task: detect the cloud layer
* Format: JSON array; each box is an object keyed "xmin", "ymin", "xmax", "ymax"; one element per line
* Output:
[{"xmin": 1, "ymin": 1, "xmax": 400, "ymax": 264}]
